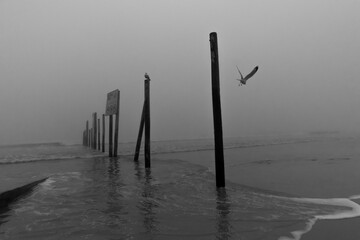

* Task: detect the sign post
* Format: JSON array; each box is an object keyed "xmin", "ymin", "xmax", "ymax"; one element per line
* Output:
[{"xmin": 105, "ymin": 89, "xmax": 120, "ymax": 157}]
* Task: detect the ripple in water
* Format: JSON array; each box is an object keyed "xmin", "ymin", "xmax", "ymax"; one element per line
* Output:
[{"xmin": 1, "ymin": 158, "xmax": 359, "ymax": 240}]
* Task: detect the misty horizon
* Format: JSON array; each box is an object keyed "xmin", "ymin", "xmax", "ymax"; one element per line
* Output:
[{"xmin": 1, "ymin": 0, "xmax": 359, "ymax": 145}]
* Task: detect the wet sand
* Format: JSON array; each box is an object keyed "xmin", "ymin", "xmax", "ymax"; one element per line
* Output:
[
  {"xmin": 155, "ymin": 138, "xmax": 360, "ymax": 239},
  {"xmin": 1, "ymin": 137, "xmax": 360, "ymax": 239}
]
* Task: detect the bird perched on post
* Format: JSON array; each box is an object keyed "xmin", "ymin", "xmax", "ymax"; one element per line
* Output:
[
  {"xmin": 236, "ymin": 66, "xmax": 259, "ymax": 86},
  {"xmin": 145, "ymin": 73, "xmax": 151, "ymax": 81}
]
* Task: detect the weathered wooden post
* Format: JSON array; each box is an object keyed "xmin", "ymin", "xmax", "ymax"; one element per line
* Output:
[
  {"xmin": 102, "ymin": 114, "xmax": 105, "ymax": 152},
  {"xmin": 90, "ymin": 128, "xmax": 93, "ymax": 149},
  {"xmin": 209, "ymin": 32, "xmax": 225, "ymax": 188},
  {"xmin": 134, "ymin": 103, "xmax": 145, "ymax": 161},
  {"xmin": 93, "ymin": 113, "xmax": 97, "ymax": 150},
  {"xmin": 109, "ymin": 115, "xmax": 113, "ymax": 157},
  {"xmin": 88, "ymin": 129, "xmax": 91, "ymax": 147},
  {"xmin": 144, "ymin": 76, "xmax": 151, "ymax": 168},
  {"xmin": 86, "ymin": 120, "xmax": 89, "ymax": 147},
  {"xmin": 114, "ymin": 91, "xmax": 120, "ymax": 157},
  {"xmin": 98, "ymin": 118, "xmax": 100, "ymax": 150}
]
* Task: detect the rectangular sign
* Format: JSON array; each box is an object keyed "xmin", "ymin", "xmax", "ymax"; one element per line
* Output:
[{"xmin": 105, "ymin": 89, "xmax": 119, "ymax": 116}]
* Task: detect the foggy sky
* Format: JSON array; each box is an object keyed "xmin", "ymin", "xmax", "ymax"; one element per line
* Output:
[{"xmin": 1, "ymin": 0, "xmax": 359, "ymax": 145}]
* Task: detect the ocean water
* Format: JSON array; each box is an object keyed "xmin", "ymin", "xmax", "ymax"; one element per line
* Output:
[{"xmin": 0, "ymin": 133, "xmax": 360, "ymax": 240}]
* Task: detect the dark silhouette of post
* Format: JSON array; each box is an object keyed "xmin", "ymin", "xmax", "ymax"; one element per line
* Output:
[
  {"xmin": 134, "ymin": 103, "xmax": 145, "ymax": 161},
  {"xmin": 144, "ymin": 79, "xmax": 151, "ymax": 168},
  {"xmin": 210, "ymin": 32, "xmax": 225, "ymax": 188},
  {"xmin": 98, "ymin": 118, "xmax": 100, "ymax": 150},
  {"xmin": 86, "ymin": 121, "xmax": 89, "ymax": 147},
  {"xmin": 102, "ymin": 114, "xmax": 105, "ymax": 152},
  {"xmin": 93, "ymin": 113, "xmax": 97, "ymax": 150},
  {"xmin": 109, "ymin": 115, "xmax": 113, "ymax": 157},
  {"xmin": 88, "ymin": 129, "xmax": 91, "ymax": 147},
  {"xmin": 90, "ymin": 128, "xmax": 93, "ymax": 149},
  {"xmin": 114, "ymin": 91, "xmax": 120, "ymax": 157}
]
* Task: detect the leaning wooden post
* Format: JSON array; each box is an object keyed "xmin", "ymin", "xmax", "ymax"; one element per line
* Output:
[
  {"xmin": 102, "ymin": 114, "xmax": 105, "ymax": 152},
  {"xmin": 134, "ymin": 102, "xmax": 145, "ymax": 161},
  {"xmin": 114, "ymin": 91, "xmax": 120, "ymax": 157},
  {"xmin": 210, "ymin": 32, "xmax": 225, "ymax": 188},
  {"xmin": 109, "ymin": 115, "xmax": 113, "ymax": 157},
  {"xmin": 98, "ymin": 118, "xmax": 100, "ymax": 150},
  {"xmin": 144, "ymin": 76, "xmax": 151, "ymax": 168}
]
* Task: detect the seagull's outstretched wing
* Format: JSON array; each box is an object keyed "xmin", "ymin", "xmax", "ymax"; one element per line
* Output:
[
  {"xmin": 243, "ymin": 66, "xmax": 259, "ymax": 81},
  {"xmin": 236, "ymin": 65, "xmax": 244, "ymax": 79}
]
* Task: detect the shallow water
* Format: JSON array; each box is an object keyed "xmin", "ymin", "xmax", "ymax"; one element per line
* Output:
[
  {"xmin": 0, "ymin": 158, "xmax": 358, "ymax": 240},
  {"xmin": 1, "ymin": 133, "xmax": 360, "ymax": 239}
]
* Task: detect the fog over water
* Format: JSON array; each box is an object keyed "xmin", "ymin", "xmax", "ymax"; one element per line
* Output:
[{"xmin": 0, "ymin": 0, "xmax": 359, "ymax": 145}]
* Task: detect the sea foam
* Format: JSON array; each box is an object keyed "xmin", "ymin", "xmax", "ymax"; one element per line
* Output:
[{"xmin": 278, "ymin": 196, "xmax": 360, "ymax": 240}]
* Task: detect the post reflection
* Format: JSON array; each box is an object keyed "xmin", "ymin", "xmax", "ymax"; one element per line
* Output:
[
  {"xmin": 134, "ymin": 163, "xmax": 158, "ymax": 238},
  {"xmin": 105, "ymin": 158, "xmax": 124, "ymax": 223},
  {"xmin": 216, "ymin": 187, "xmax": 231, "ymax": 240}
]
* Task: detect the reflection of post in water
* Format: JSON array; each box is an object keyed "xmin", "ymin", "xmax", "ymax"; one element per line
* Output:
[
  {"xmin": 216, "ymin": 188, "xmax": 231, "ymax": 240},
  {"xmin": 105, "ymin": 159, "xmax": 123, "ymax": 223},
  {"xmin": 137, "ymin": 168, "xmax": 158, "ymax": 236},
  {"xmin": 108, "ymin": 159, "xmax": 120, "ymax": 180},
  {"xmin": 134, "ymin": 161, "xmax": 143, "ymax": 181}
]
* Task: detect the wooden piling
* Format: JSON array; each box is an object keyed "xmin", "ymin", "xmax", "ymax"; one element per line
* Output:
[
  {"xmin": 93, "ymin": 113, "xmax": 97, "ymax": 150},
  {"xmin": 109, "ymin": 115, "xmax": 113, "ymax": 157},
  {"xmin": 98, "ymin": 118, "xmax": 100, "ymax": 150},
  {"xmin": 209, "ymin": 32, "xmax": 225, "ymax": 188},
  {"xmin": 102, "ymin": 114, "xmax": 105, "ymax": 152},
  {"xmin": 86, "ymin": 121, "xmax": 89, "ymax": 147},
  {"xmin": 134, "ymin": 102, "xmax": 145, "ymax": 161},
  {"xmin": 90, "ymin": 128, "xmax": 93, "ymax": 149},
  {"xmin": 114, "ymin": 91, "xmax": 120, "ymax": 157},
  {"xmin": 144, "ymin": 79, "xmax": 151, "ymax": 168}
]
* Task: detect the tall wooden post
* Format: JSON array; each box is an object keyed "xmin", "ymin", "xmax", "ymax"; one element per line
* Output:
[
  {"xmin": 134, "ymin": 102, "xmax": 145, "ymax": 161},
  {"xmin": 88, "ymin": 129, "xmax": 91, "ymax": 147},
  {"xmin": 86, "ymin": 121, "xmax": 89, "ymax": 147},
  {"xmin": 98, "ymin": 118, "xmax": 100, "ymax": 150},
  {"xmin": 102, "ymin": 114, "xmax": 105, "ymax": 152},
  {"xmin": 144, "ymin": 79, "xmax": 151, "ymax": 168},
  {"xmin": 114, "ymin": 91, "xmax": 120, "ymax": 157},
  {"xmin": 109, "ymin": 115, "xmax": 113, "ymax": 157},
  {"xmin": 210, "ymin": 32, "xmax": 225, "ymax": 188}
]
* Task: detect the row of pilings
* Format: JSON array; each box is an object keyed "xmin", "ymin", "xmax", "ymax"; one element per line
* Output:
[{"xmin": 81, "ymin": 32, "xmax": 225, "ymax": 188}]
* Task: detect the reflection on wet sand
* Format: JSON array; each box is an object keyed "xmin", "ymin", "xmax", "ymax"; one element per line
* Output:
[{"xmin": 135, "ymin": 163, "xmax": 159, "ymax": 237}]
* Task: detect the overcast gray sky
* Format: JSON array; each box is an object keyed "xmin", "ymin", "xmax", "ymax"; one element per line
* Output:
[{"xmin": 1, "ymin": 0, "xmax": 359, "ymax": 145}]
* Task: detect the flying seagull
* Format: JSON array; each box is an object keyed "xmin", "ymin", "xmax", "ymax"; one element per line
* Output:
[{"xmin": 236, "ymin": 66, "xmax": 259, "ymax": 86}]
